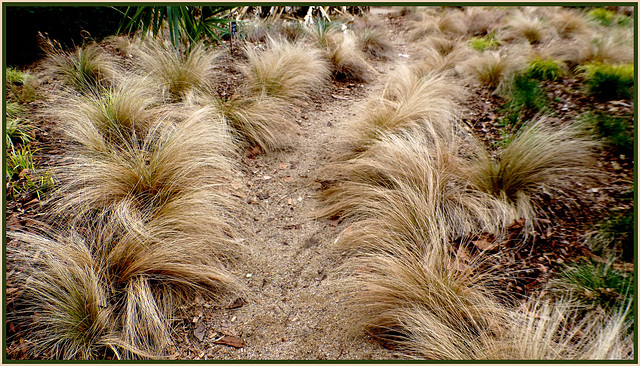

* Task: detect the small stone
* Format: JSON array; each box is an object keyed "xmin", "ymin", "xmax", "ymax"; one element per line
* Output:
[{"xmin": 246, "ymin": 273, "xmax": 253, "ymax": 278}]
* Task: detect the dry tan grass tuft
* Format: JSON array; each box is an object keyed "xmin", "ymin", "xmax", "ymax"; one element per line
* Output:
[
  {"xmin": 319, "ymin": 131, "xmax": 516, "ymax": 240},
  {"xmin": 500, "ymin": 12, "xmax": 556, "ymax": 45},
  {"xmin": 135, "ymin": 41, "xmax": 221, "ymax": 101},
  {"xmin": 437, "ymin": 10, "xmax": 469, "ymax": 37},
  {"xmin": 45, "ymin": 43, "xmax": 119, "ymax": 92},
  {"xmin": 50, "ymin": 74, "xmax": 161, "ymax": 149},
  {"xmin": 468, "ymin": 118, "xmax": 598, "ymax": 222},
  {"xmin": 548, "ymin": 7, "xmax": 593, "ymax": 39},
  {"xmin": 325, "ymin": 31, "xmax": 377, "ymax": 82},
  {"xmin": 211, "ymin": 92, "xmax": 297, "ymax": 152},
  {"xmin": 51, "ymin": 106, "xmax": 240, "ymax": 261},
  {"xmin": 340, "ymin": 66, "xmax": 467, "ymax": 155},
  {"xmin": 465, "ymin": 7, "xmax": 506, "ymax": 36},
  {"xmin": 490, "ymin": 298, "xmax": 634, "ymax": 359},
  {"xmin": 240, "ymin": 38, "xmax": 331, "ymax": 102},
  {"xmin": 356, "ymin": 27, "xmax": 395, "ymax": 60},
  {"xmin": 460, "ymin": 49, "xmax": 527, "ymax": 90}
]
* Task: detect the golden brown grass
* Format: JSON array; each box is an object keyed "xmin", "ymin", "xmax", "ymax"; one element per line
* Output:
[
  {"xmin": 355, "ymin": 27, "xmax": 394, "ymax": 60},
  {"xmin": 340, "ymin": 66, "xmax": 467, "ymax": 155},
  {"xmin": 465, "ymin": 7, "xmax": 506, "ymax": 36},
  {"xmin": 240, "ymin": 37, "xmax": 331, "ymax": 102},
  {"xmin": 8, "ymin": 220, "xmax": 242, "ymax": 359},
  {"xmin": 45, "ymin": 43, "xmax": 119, "ymax": 92},
  {"xmin": 548, "ymin": 7, "xmax": 593, "ymax": 39},
  {"xmin": 460, "ymin": 48, "xmax": 527, "ymax": 90},
  {"xmin": 135, "ymin": 40, "xmax": 221, "ymax": 101},
  {"xmin": 210, "ymin": 92, "xmax": 297, "ymax": 152},
  {"xmin": 412, "ymin": 37, "xmax": 471, "ymax": 76},
  {"xmin": 50, "ymin": 74, "xmax": 161, "ymax": 148},
  {"xmin": 468, "ymin": 118, "xmax": 598, "ymax": 224},
  {"xmin": 325, "ymin": 31, "xmax": 377, "ymax": 82},
  {"xmin": 50, "ymin": 106, "xmax": 240, "ymax": 260},
  {"xmin": 319, "ymin": 131, "xmax": 517, "ymax": 240},
  {"xmin": 500, "ymin": 11, "xmax": 556, "ymax": 45}
]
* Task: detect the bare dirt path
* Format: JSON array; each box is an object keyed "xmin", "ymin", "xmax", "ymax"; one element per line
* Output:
[{"xmin": 170, "ymin": 8, "xmax": 406, "ymax": 361}]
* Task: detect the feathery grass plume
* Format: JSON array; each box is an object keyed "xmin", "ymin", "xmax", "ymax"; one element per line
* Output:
[
  {"xmin": 45, "ymin": 43, "xmax": 118, "ymax": 93},
  {"xmin": 136, "ymin": 40, "xmax": 221, "ymax": 101},
  {"xmin": 465, "ymin": 7, "xmax": 506, "ymax": 36},
  {"xmin": 548, "ymin": 7, "xmax": 592, "ymax": 39},
  {"xmin": 460, "ymin": 48, "xmax": 527, "ymax": 90},
  {"xmin": 500, "ymin": 11, "xmax": 555, "ymax": 45},
  {"xmin": 274, "ymin": 20, "xmax": 306, "ymax": 43},
  {"xmin": 240, "ymin": 37, "xmax": 330, "ymax": 102},
  {"xmin": 211, "ymin": 92, "xmax": 297, "ymax": 152},
  {"xmin": 405, "ymin": 12, "xmax": 440, "ymax": 42},
  {"xmin": 8, "ymin": 220, "xmax": 242, "ymax": 359},
  {"xmin": 355, "ymin": 27, "xmax": 394, "ymax": 60},
  {"xmin": 576, "ymin": 31, "xmax": 634, "ymax": 66},
  {"xmin": 6, "ymin": 231, "xmax": 124, "ymax": 359},
  {"xmin": 51, "ymin": 107, "xmax": 241, "ymax": 260},
  {"xmin": 469, "ymin": 118, "xmax": 598, "ymax": 222},
  {"xmin": 342, "ymin": 67, "xmax": 467, "ymax": 155},
  {"xmin": 437, "ymin": 9, "xmax": 469, "ymax": 37},
  {"xmin": 51, "ymin": 74, "xmax": 161, "ymax": 149},
  {"xmin": 305, "ymin": 17, "xmax": 342, "ymax": 49},
  {"xmin": 340, "ymin": 241, "xmax": 509, "ymax": 359},
  {"xmin": 239, "ymin": 18, "xmax": 273, "ymax": 43},
  {"xmin": 492, "ymin": 298, "xmax": 634, "ymax": 359},
  {"xmin": 325, "ymin": 31, "xmax": 376, "ymax": 82},
  {"xmin": 319, "ymin": 131, "xmax": 516, "ymax": 239}
]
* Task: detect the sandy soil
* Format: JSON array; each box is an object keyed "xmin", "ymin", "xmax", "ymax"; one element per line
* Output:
[{"xmin": 167, "ymin": 8, "xmax": 408, "ymax": 361}]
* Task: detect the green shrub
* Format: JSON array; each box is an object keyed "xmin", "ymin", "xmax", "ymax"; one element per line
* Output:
[
  {"xmin": 468, "ymin": 33, "xmax": 500, "ymax": 52},
  {"xmin": 500, "ymin": 74, "xmax": 549, "ymax": 128},
  {"xmin": 590, "ymin": 208, "xmax": 635, "ymax": 261},
  {"xmin": 579, "ymin": 111, "xmax": 634, "ymax": 157},
  {"xmin": 580, "ymin": 62, "xmax": 634, "ymax": 100},
  {"xmin": 552, "ymin": 259, "xmax": 633, "ymax": 317},
  {"xmin": 526, "ymin": 57, "xmax": 564, "ymax": 81},
  {"xmin": 588, "ymin": 8, "xmax": 617, "ymax": 26},
  {"xmin": 5, "ymin": 146, "xmax": 54, "ymax": 201},
  {"xmin": 5, "ymin": 68, "xmax": 39, "ymax": 102}
]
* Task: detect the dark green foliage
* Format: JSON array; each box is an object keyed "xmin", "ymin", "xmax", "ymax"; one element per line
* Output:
[
  {"xmin": 526, "ymin": 57, "xmax": 564, "ymax": 81},
  {"xmin": 555, "ymin": 259, "xmax": 633, "ymax": 318},
  {"xmin": 581, "ymin": 111, "xmax": 634, "ymax": 157},
  {"xmin": 596, "ymin": 208, "xmax": 635, "ymax": 261},
  {"xmin": 5, "ymin": 6, "xmax": 125, "ymax": 66},
  {"xmin": 587, "ymin": 8, "xmax": 618, "ymax": 27},
  {"xmin": 500, "ymin": 74, "xmax": 549, "ymax": 128},
  {"xmin": 119, "ymin": 6, "xmax": 233, "ymax": 51},
  {"xmin": 580, "ymin": 62, "xmax": 634, "ymax": 100}
]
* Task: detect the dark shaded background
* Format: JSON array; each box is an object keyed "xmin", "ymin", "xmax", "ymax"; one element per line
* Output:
[{"xmin": 4, "ymin": 5, "xmax": 126, "ymax": 67}]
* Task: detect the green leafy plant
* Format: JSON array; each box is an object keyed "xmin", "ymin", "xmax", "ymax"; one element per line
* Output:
[
  {"xmin": 500, "ymin": 74, "xmax": 549, "ymax": 128},
  {"xmin": 551, "ymin": 259, "xmax": 633, "ymax": 316},
  {"xmin": 579, "ymin": 111, "xmax": 634, "ymax": 157},
  {"xmin": 5, "ymin": 145, "xmax": 54, "ymax": 201},
  {"xmin": 588, "ymin": 8, "xmax": 617, "ymax": 27},
  {"xmin": 6, "ymin": 68, "xmax": 39, "ymax": 102},
  {"xmin": 526, "ymin": 57, "xmax": 564, "ymax": 81},
  {"xmin": 589, "ymin": 208, "xmax": 635, "ymax": 261},
  {"xmin": 119, "ymin": 6, "xmax": 233, "ymax": 51},
  {"xmin": 579, "ymin": 62, "xmax": 634, "ymax": 100},
  {"xmin": 468, "ymin": 33, "xmax": 500, "ymax": 52}
]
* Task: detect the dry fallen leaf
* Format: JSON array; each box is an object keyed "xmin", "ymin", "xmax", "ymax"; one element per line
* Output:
[
  {"xmin": 194, "ymin": 322, "xmax": 206, "ymax": 342},
  {"xmin": 214, "ymin": 335, "xmax": 245, "ymax": 348},
  {"xmin": 471, "ymin": 238, "xmax": 498, "ymax": 251}
]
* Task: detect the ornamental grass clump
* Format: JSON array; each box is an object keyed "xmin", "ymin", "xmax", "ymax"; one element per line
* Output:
[
  {"xmin": 469, "ymin": 119, "xmax": 598, "ymax": 222},
  {"xmin": 51, "ymin": 75, "xmax": 161, "ymax": 149},
  {"xmin": 343, "ymin": 67, "xmax": 467, "ymax": 155},
  {"xmin": 240, "ymin": 37, "xmax": 331, "ymax": 102},
  {"xmin": 46, "ymin": 43, "xmax": 118, "ymax": 93},
  {"xmin": 136, "ymin": 40, "xmax": 221, "ymax": 101},
  {"xmin": 211, "ymin": 92, "xmax": 296, "ymax": 152}
]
